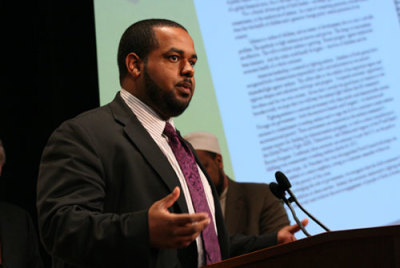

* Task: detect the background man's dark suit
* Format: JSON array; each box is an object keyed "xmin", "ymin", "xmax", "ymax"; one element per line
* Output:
[
  {"xmin": 0, "ymin": 202, "xmax": 43, "ymax": 268},
  {"xmin": 37, "ymin": 94, "xmax": 276, "ymax": 267},
  {"xmin": 224, "ymin": 179, "xmax": 290, "ymax": 236}
]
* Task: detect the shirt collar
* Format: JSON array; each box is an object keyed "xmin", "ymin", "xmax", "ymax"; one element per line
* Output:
[{"xmin": 120, "ymin": 88, "xmax": 175, "ymax": 138}]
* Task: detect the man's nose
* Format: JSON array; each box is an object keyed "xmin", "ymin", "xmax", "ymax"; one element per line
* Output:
[{"xmin": 181, "ymin": 60, "xmax": 194, "ymax": 77}]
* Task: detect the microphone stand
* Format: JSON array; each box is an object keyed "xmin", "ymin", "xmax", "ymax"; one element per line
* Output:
[
  {"xmin": 286, "ymin": 189, "xmax": 330, "ymax": 232},
  {"xmin": 281, "ymin": 194, "xmax": 311, "ymax": 237},
  {"xmin": 275, "ymin": 171, "xmax": 331, "ymax": 233},
  {"xmin": 270, "ymin": 183, "xmax": 311, "ymax": 237}
]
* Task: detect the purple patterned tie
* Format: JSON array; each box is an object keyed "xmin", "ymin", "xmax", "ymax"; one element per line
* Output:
[{"xmin": 163, "ymin": 122, "xmax": 221, "ymax": 265}]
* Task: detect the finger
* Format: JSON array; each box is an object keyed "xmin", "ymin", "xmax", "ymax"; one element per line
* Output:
[
  {"xmin": 289, "ymin": 224, "xmax": 302, "ymax": 234},
  {"xmin": 288, "ymin": 218, "xmax": 309, "ymax": 234},
  {"xmin": 158, "ymin": 187, "xmax": 180, "ymax": 209},
  {"xmin": 172, "ymin": 212, "xmax": 209, "ymax": 226},
  {"xmin": 172, "ymin": 218, "xmax": 213, "ymax": 248},
  {"xmin": 173, "ymin": 217, "xmax": 210, "ymax": 236}
]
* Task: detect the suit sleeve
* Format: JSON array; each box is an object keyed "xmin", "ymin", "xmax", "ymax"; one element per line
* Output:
[
  {"xmin": 37, "ymin": 120, "xmax": 151, "ymax": 266},
  {"xmin": 228, "ymin": 232, "xmax": 277, "ymax": 257}
]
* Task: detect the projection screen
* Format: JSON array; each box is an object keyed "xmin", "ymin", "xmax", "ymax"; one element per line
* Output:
[{"xmin": 94, "ymin": 0, "xmax": 400, "ymax": 238}]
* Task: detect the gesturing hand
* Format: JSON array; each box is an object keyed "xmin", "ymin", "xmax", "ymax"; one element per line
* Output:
[
  {"xmin": 277, "ymin": 218, "xmax": 309, "ymax": 244},
  {"xmin": 148, "ymin": 187, "xmax": 211, "ymax": 248}
]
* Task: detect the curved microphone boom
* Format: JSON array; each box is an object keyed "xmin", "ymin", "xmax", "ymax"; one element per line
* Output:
[
  {"xmin": 275, "ymin": 171, "xmax": 330, "ymax": 232},
  {"xmin": 269, "ymin": 182, "xmax": 311, "ymax": 237}
]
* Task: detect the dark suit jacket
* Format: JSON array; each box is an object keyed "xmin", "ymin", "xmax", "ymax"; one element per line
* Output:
[
  {"xmin": 0, "ymin": 202, "xmax": 43, "ymax": 268},
  {"xmin": 37, "ymin": 93, "xmax": 276, "ymax": 268},
  {"xmin": 225, "ymin": 179, "xmax": 290, "ymax": 236}
]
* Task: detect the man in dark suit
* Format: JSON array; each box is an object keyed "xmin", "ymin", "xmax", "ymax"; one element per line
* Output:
[
  {"xmin": 37, "ymin": 19, "xmax": 306, "ymax": 268},
  {"xmin": 184, "ymin": 132, "xmax": 291, "ymax": 236},
  {"xmin": 0, "ymin": 140, "xmax": 43, "ymax": 268}
]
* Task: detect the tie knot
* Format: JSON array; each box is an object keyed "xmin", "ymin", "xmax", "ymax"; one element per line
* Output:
[{"xmin": 163, "ymin": 122, "xmax": 178, "ymax": 140}]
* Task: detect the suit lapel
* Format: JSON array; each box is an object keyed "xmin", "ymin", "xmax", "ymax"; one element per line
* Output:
[{"xmin": 108, "ymin": 94, "xmax": 188, "ymax": 213}]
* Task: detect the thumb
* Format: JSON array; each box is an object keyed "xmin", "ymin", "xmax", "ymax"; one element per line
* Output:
[{"xmin": 158, "ymin": 186, "xmax": 180, "ymax": 209}]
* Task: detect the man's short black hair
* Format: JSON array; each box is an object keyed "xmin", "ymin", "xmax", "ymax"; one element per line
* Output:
[{"xmin": 117, "ymin": 19, "xmax": 187, "ymax": 84}]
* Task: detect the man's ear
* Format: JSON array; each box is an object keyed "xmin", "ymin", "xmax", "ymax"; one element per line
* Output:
[
  {"xmin": 125, "ymin": 52, "xmax": 143, "ymax": 78},
  {"xmin": 215, "ymin": 154, "xmax": 224, "ymax": 170}
]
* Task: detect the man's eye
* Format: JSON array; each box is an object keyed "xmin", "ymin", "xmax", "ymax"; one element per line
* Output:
[
  {"xmin": 189, "ymin": 60, "xmax": 196, "ymax": 67},
  {"xmin": 169, "ymin": 55, "xmax": 179, "ymax": 61}
]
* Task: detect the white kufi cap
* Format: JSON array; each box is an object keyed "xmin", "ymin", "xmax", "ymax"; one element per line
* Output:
[{"xmin": 183, "ymin": 131, "xmax": 221, "ymax": 155}]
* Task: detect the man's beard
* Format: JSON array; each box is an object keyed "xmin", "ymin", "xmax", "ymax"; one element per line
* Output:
[
  {"xmin": 144, "ymin": 66, "xmax": 191, "ymax": 118},
  {"xmin": 215, "ymin": 169, "xmax": 225, "ymax": 197}
]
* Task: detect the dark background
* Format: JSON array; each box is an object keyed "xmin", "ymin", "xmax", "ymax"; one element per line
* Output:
[{"xmin": 1, "ymin": 1, "xmax": 99, "ymax": 266}]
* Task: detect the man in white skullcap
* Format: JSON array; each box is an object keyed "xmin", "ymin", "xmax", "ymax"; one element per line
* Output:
[{"xmin": 184, "ymin": 132, "xmax": 292, "ymax": 236}]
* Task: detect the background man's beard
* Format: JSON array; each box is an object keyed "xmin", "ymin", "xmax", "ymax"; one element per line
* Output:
[
  {"xmin": 216, "ymin": 169, "xmax": 225, "ymax": 196},
  {"xmin": 144, "ymin": 68, "xmax": 191, "ymax": 118}
]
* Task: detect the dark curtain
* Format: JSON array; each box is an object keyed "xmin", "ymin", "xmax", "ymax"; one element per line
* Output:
[{"xmin": 1, "ymin": 1, "xmax": 99, "ymax": 266}]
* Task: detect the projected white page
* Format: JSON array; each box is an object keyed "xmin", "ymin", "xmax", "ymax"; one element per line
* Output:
[{"xmin": 194, "ymin": 0, "xmax": 400, "ymax": 236}]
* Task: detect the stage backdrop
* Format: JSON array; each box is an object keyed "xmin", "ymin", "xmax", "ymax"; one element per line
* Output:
[{"xmin": 94, "ymin": 0, "xmax": 400, "ymax": 238}]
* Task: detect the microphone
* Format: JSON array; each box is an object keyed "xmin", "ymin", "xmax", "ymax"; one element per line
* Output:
[
  {"xmin": 274, "ymin": 171, "xmax": 330, "ymax": 233},
  {"xmin": 270, "ymin": 182, "xmax": 311, "ymax": 237}
]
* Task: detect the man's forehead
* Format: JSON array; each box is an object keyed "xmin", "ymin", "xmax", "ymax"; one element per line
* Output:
[
  {"xmin": 153, "ymin": 26, "xmax": 195, "ymax": 51},
  {"xmin": 153, "ymin": 25, "xmax": 188, "ymax": 36}
]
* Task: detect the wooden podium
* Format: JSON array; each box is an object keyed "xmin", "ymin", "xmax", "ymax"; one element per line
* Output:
[{"xmin": 207, "ymin": 225, "xmax": 400, "ymax": 268}]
